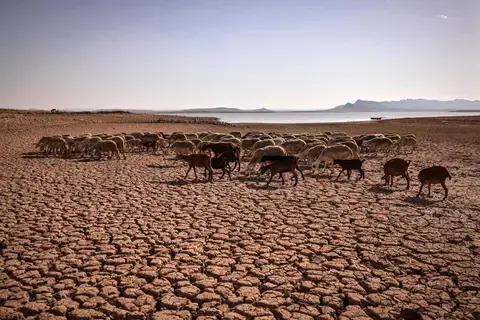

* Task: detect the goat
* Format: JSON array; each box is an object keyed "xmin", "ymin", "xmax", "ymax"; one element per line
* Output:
[
  {"xmin": 417, "ymin": 166, "xmax": 451, "ymax": 200},
  {"xmin": 259, "ymin": 157, "xmax": 301, "ymax": 188},
  {"xmin": 333, "ymin": 159, "xmax": 365, "ymax": 181},
  {"xmin": 382, "ymin": 158, "xmax": 411, "ymax": 189},
  {"xmin": 176, "ymin": 154, "xmax": 213, "ymax": 182}
]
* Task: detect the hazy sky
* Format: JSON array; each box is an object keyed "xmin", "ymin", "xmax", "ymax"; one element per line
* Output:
[{"xmin": 1, "ymin": 0, "xmax": 479, "ymax": 110}]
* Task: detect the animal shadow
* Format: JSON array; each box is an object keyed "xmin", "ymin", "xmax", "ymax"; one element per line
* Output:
[
  {"xmin": 147, "ymin": 164, "xmax": 176, "ymax": 169},
  {"xmin": 21, "ymin": 152, "xmax": 51, "ymax": 159},
  {"xmin": 313, "ymin": 173, "xmax": 333, "ymax": 180},
  {"xmin": 159, "ymin": 179, "xmax": 210, "ymax": 186},
  {"xmin": 75, "ymin": 158, "xmax": 101, "ymax": 162},
  {"xmin": 236, "ymin": 176, "xmax": 266, "ymax": 183},
  {"xmin": 368, "ymin": 185, "xmax": 395, "ymax": 194},
  {"xmin": 403, "ymin": 196, "xmax": 437, "ymax": 206}
]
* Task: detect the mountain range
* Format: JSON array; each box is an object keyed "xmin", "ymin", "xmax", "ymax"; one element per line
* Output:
[{"xmin": 162, "ymin": 99, "xmax": 480, "ymax": 113}]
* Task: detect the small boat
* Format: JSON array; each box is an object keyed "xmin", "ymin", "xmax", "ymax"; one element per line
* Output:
[{"xmin": 371, "ymin": 117, "xmax": 383, "ymax": 120}]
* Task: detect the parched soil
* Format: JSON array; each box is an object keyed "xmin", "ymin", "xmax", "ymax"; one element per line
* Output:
[{"xmin": 1, "ymin": 112, "xmax": 479, "ymax": 320}]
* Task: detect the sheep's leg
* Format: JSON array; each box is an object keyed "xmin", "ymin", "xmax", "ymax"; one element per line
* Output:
[
  {"xmin": 390, "ymin": 176, "xmax": 394, "ymax": 187},
  {"xmin": 208, "ymin": 168, "xmax": 213, "ymax": 182},
  {"xmin": 417, "ymin": 182, "xmax": 424, "ymax": 197},
  {"xmin": 185, "ymin": 166, "xmax": 191, "ymax": 179},
  {"xmin": 441, "ymin": 181, "xmax": 448, "ymax": 200},
  {"xmin": 427, "ymin": 183, "xmax": 431, "ymax": 197},
  {"xmin": 347, "ymin": 169, "xmax": 351, "ymax": 180},
  {"xmin": 404, "ymin": 174, "xmax": 410, "ymax": 190},
  {"xmin": 280, "ymin": 173, "xmax": 285, "ymax": 185},
  {"xmin": 237, "ymin": 160, "xmax": 241, "ymax": 172},
  {"xmin": 226, "ymin": 168, "xmax": 232, "ymax": 181}
]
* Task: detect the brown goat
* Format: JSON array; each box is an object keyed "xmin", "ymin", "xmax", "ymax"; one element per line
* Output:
[
  {"xmin": 176, "ymin": 154, "xmax": 213, "ymax": 182},
  {"xmin": 417, "ymin": 166, "xmax": 451, "ymax": 200},
  {"xmin": 382, "ymin": 158, "xmax": 411, "ymax": 189},
  {"xmin": 259, "ymin": 158, "xmax": 300, "ymax": 188}
]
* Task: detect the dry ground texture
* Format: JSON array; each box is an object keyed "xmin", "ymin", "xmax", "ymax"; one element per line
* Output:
[{"xmin": 1, "ymin": 111, "xmax": 480, "ymax": 320}]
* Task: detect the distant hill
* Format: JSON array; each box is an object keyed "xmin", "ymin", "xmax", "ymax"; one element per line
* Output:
[
  {"xmin": 164, "ymin": 107, "xmax": 272, "ymax": 113},
  {"xmin": 328, "ymin": 99, "xmax": 480, "ymax": 112}
]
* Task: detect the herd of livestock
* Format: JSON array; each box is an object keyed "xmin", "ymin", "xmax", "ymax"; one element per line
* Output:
[{"xmin": 34, "ymin": 130, "xmax": 451, "ymax": 199}]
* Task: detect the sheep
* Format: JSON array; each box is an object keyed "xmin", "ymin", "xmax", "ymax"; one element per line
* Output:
[
  {"xmin": 91, "ymin": 140, "xmax": 121, "ymax": 160},
  {"xmin": 259, "ymin": 157, "xmax": 301, "ymax": 188},
  {"xmin": 252, "ymin": 139, "xmax": 275, "ymax": 152},
  {"xmin": 45, "ymin": 137, "xmax": 68, "ymax": 156},
  {"xmin": 397, "ymin": 136, "xmax": 417, "ymax": 153},
  {"xmin": 385, "ymin": 133, "xmax": 401, "ymax": 143},
  {"xmin": 126, "ymin": 138, "xmax": 143, "ymax": 152},
  {"xmin": 170, "ymin": 141, "xmax": 196, "ymax": 157},
  {"xmin": 382, "ymin": 158, "xmax": 411, "ymax": 189},
  {"xmin": 312, "ymin": 145, "xmax": 354, "ymax": 173},
  {"xmin": 124, "ymin": 135, "xmax": 135, "ymax": 141},
  {"xmin": 79, "ymin": 136, "xmax": 103, "ymax": 157},
  {"xmin": 208, "ymin": 153, "xmax": 232, "ymax": 180},
  {"xmin": 281, "ymin": 139, "xmax": 307, "ymax": 155},
  {"xmin": 362, "ymin": 137, "xmax": 394, "ymax": 155},
  {"xmin": 188, "ymin": 139, "xmax": 202, "ymax": 149},
  {"xmin": 260, "ymin": 155, "xmax": 305, "ymax": 180},
  {"xmin": 245, "ymin": 145, "xmax": 287, "ymax": 174},
  {"xmin": 257, "ymin": 135, "xmax": 273, "ymax": 140},
  {"xmin": 142, "ymin": 140, "xmax": 158, "ymax": 153},
  {"xmin": 197, "ymin": 132, "xmax": 210, "ymax": 139},
  {"xmin": 304, "ymin": 144, "xmax": 327, "ymax": 166},
  {"xmin": 212, "ymin": 134, "xmax": 234, "ymax": 142},
  {"xmin": 240, "ymin": 138, "xmax": 260, "ymax": 158},
  {"xmin": 176, "ymin": 154, "xmax": 213, "ymax": 182},
  {"xmin": 339, "ymin": 141, "xmax": 360, "ymax": 158},
  {"xmin": 417, "ymin": 166, "xmax": 451, "ymax": 200},
  {"xmin": 202, "ymin": 133, "xmax": 219, "ymax": 142},
  {"xmin": 333, "ymin": 159, "xmax": 365, "ymax": 181},
  {"xmin": 168, "ymin": 133, "xmax": 187, "ymax": 144},
  {"xmin": 106, "ymin": 136, "xmax": 126, "ymax": 159},
  {"xmin": 185, "ymin": 133, "xmax": 198, "ymax": 140},
  {"xmin": 229, "ymin": 131, "xmax": 242, "ymax": 138},
  {"xmin": 220, "ymin": 137, "xmax": 242, "ymax": 148},
  {"xmin": 272, "ymin": 137, "xmax": 285, "ymax": 145},
  {"xmin": 142, "ymin": 134, "xmax": 167, "ymax": 152}
]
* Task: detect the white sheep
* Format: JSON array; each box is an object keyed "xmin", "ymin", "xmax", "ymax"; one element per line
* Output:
[
  {"xmin": 396, "ymin": 136, "xmax": 417, "ymax": 153},
  {"xmin": 106, "ymin": 136, "xmax": 127, "ymax": 159},
  {"xmin": 273, "ymin": 137, "xmax": 285, "ymax": 145},
  {"xmin": 170, "ymin": 140, "xmax": 196, "ymax": 156},
  {"xmin": 252, "ymin": 139, "xmax": 275, "ymax": 152},
  {"xmin": 281, "ymin": 139, "xmax": 307, "ymax": 155},
  {"xmin": 312, "ymin": 144, "xmax": 354, "ymax": 173},
  {"xmin": 244, "ymin": 145, "xmax": 287, "ymax": 174},
  {"xmin": 79, "ymin": 136, "xmax": 103, "ymax": 157},
  {"xmin": 91, "ymin": 140, "xmax": 121, "ymax": 160},
  {"xmin": 220, "ymin": 137, "xmax": 242, "ymax": 148},
  {"xmin": 363, "ymin": 137, "xmax": 394, "ymax": 155},
  {"xmin": 126, "ymin": 138, "xmax": 143, "ymax": 152}
]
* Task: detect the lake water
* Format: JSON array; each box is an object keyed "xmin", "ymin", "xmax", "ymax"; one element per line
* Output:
[{"xmin": 161, "ymin": 111, "xmax": 480, "ymax": 124}]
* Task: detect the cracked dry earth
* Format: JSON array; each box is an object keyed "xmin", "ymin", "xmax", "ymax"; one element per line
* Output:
[{"xmin": 1, "ymin": 113, "xmax": 480, "ymax": 320}]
